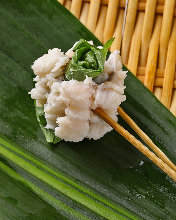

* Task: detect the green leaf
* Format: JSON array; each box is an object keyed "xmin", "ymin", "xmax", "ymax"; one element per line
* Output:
[
  {"xmin": 0, "ymin": 0, "xmax": 176, "ymax": 219},
  {"xmin": 101, "ymin": 37, "xmax": 115, "ymax": 63},
  {"xmin": 65, "ymin": 38, "xmax": 114, "ymax": 81},
  {"xmin": 73, "ymin": 38, "xmax": 91, "ymax": 51},
  {"xmin": 35, "ymin": 101, "xmax": 61, "ymax": 144}
]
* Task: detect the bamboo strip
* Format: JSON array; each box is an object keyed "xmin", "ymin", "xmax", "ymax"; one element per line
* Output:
[
  {"xmin": 140, "ymin": 0, "xmax": 157, "ymax": 66},
  {"xmin": 138, "ymin": 76, "xmax": 176, "ymax": 89},
  {"xmin": 86, "ymin": 0, "xmax": 101, "ymax": 33},
  {"xmin": 161, "ymin": 19, "xmax": 176, "ymax": 109},
  {"xmin": 159, "ymin": 0, "xmax": 175, "ymax": 69},
  {"xmin": 128, "ymin": 12, "xmax": 144, "ymax": 76},
  {"xmin": 118, "ymin": 107, "xmax": 176, "ymax": 173},
  {"xmin": 135, "ymin": 2, "xmax": 176, "ymax": 16},
  {"xmin": 82, "ymin": 0, "xmax": 124, "ymax": 5},
  {"xmin": 121, "ymin": 0, "xmax": 138, "ymax": 64},
  {"xmin": 94, "ymin": 107, "xmax": 176, "ymax": 183},
  {"xmin": 154, "ymin": 88, "xmax": 162, "ymax": 100},
  {"xmin": 64, "ymin": 0, "xmax": 72, "ymax": 10},
  {"xmin": 111, "ymin": 9, "xmax": 124, "ymax": 51},
  {"xmin": 94, "ymin": 6, "xmax": 107, "ymax": 43},
  {"xmin": 144, "ymin": 16, "xmax": 162, "ymax": 92},
  {"xmin": 137, "ymin": 67, "xmax": 176, "ymax": 79},
  {"xmin": 103, "ymin": 0, "xmax": 119, "ymax": 43},
  {"xmin": 156, "ymin": 0, "xmax": 175, "ymax": 101},
  {"xmin": 71, "ymin": 0, "xmax": 83, "ymax": 18},
  {"xmin": 155, "ymin": 0, "xmax": 165, "ymax": 5},
  {"xmin": 80, "ymin": 2, "xmax": 89, "ymax": 26},
  {"xmin": 170, "ymin": 90, "xmax": 176, "ymax": 116}
]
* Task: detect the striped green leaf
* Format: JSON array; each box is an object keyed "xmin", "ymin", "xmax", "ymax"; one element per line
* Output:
[{"xmin": 0, "ymin": 0, "xmax": 176, "ymax": 219}]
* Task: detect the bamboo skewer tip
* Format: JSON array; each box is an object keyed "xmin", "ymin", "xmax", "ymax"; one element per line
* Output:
[{"xmin": 94, "ymin": 107, "xmax": 176, "ymax": 183}]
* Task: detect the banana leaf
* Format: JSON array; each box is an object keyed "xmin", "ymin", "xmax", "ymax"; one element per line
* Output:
[{"xmin": 0, "ymin": 0, "xmax": 176, "ymax": 219}]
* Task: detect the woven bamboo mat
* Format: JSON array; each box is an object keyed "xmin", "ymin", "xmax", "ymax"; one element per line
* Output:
[{"xmin": 58, "ymin": 0, "xmax": 176, "ymax": 116}]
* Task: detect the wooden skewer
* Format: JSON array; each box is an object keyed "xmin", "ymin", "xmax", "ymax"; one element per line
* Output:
[
  {"xmin": 118, "ymin": 107, "xmax": 176, "ymax": 173},
  {"xmin": 94, "ymin": 107, "xmax": 176, "ymax": 183}
]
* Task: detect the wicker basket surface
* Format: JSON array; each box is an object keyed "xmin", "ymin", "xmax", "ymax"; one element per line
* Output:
[{"xmin": 58, "ymin": 0, "xmax": 176, "ymax": 116}]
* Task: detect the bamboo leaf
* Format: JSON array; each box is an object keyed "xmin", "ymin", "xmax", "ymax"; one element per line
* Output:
[{"xmin": 0, "ymin": 0, "xmax": 176, "ymax": 219}]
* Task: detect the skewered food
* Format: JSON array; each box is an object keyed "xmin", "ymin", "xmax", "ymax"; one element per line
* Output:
[{"xmin": 29, "ymin": 39, "xmax": 127, "ymax": 143}]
